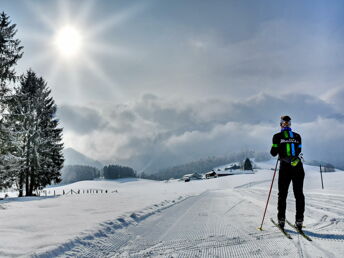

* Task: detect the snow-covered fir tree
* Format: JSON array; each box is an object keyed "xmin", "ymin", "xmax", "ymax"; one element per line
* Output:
[
  {"xmin": 0, "ymin": 107, "xmax": 24, "ymax": 190},
  {"xmin": 0, "ymin": 12, "xmax": 23, "ymax": 87},
  {"xmin": 0, "ymin": 121, "xmax": 22, "ymax": 189},
  {"xmin": 11, "ymin": 70, "xmax": 64, "ymax": 196},
  {"xmin": 0, "ymin": 12, "xmax": 24, "ymax": 190}
]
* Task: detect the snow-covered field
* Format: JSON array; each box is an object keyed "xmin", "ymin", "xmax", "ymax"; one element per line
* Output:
[{"xmin": 1, "ymin": 161, "xmax": 344, "ymax": 257}]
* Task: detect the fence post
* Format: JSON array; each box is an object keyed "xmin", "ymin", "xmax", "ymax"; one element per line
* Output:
[{"xmin": 320, "ymin": 165, "xmax": 324, "ymax": 189}]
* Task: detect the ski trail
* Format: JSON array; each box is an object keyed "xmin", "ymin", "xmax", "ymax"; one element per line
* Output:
[
  {"xmin": 57, "ymin": 189, "xmax": 301, "ymax": 257},
  {"xmin": 37, "ymin": 176, "xmax": 344, "ymax": 257},
  {"xmin": 156, "ymin": 191, "xmax": 207, "ymax": 241}
]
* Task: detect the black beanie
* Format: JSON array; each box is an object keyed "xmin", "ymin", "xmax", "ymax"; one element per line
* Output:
[{"xmin": 281, "ymin": 115, "xmax": 291, "ymax": 122}]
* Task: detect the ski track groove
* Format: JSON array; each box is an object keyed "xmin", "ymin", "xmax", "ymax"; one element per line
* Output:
[
  {"xmin": 223, "ymin": 200, "xmax": 245, "ymax": 215},
  {"xmin": 295, "ymin": 235, "xmax": 305, "ymax": 258}
]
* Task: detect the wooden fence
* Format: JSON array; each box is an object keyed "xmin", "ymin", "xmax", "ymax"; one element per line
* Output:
[{"xmin": 38, "ymin": 189, "xmax": 118, "ymax": 197}]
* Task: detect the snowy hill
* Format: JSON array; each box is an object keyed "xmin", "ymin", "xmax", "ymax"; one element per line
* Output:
[
  {"xmin": 63, "ymin": 147, "xmax": 103, "ymax": 169},
  {"xmin": 1, "ymin": 161, "xmax": 344, "ymax": 257}
]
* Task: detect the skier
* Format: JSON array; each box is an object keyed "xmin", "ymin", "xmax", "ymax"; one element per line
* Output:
[{"xmin": 270, "ymin": 115, "xmax": 305, "ymax": 230}]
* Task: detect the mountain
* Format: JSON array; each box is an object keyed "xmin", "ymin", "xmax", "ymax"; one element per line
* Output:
[{"xmin": 63, "ymin": 148, "xmax": 103, "ymax": 169}]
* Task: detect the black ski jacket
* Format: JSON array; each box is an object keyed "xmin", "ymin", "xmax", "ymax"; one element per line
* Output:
[{"xmin": 270, "ymin": 128, "xmax": 302, "ymax": 163}]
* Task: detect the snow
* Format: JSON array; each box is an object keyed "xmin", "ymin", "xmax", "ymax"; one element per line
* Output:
[{"xmin": 1, "ymin": 161, "xmax": 344, "ymax": 257}]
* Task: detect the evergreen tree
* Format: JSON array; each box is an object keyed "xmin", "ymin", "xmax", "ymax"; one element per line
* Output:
[
  {"xmin": 0, "ymin": 12, "xmax": 23, "ymax": 190},
  {"xmin": 0, "ymin": 113, "xmax": 24, "ymax": 190},
  {"xmin": 0, "ymin": 11, "xmax": 23, "ymax": 97},
  {"xmin": 243, "ymin": 158, "xmax": 253, "ymax": 171},
  {"xmin": 11, "ymin": 70, "xmax": 64, "ymax": 196},
  {"xmin": 0, "ymin": 12, "xmax": 23, "ymax": 84}
]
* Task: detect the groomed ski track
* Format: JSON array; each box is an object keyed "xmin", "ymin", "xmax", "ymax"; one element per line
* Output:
[{"xmin": 37, "ymin": 178, "xmax": 344, "ymax": 258}]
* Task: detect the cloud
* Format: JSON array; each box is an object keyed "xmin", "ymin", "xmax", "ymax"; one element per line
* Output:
[
  {"xmin": 164, "ymin": 121, "xmax": 273, "ymax": 160},
  {"xmin": 323, "ymin": 87, "xmax": 344, "ymax": 113},
  {"xmin": 102, "ymin": 19, "xmax": 344, "ymax": 102},
  {"xmin": 192, "ymin": 93, "xmax": 335, "ymax": 125},
  {"xmin": 58, "ymin": 105, "xmax": 108, "ymax": 135},
  {"xmin": 7, "ymin": 0, "xmax": 344, "ymax": 170},
  {"xmin": 299, "ymin": 117, "xmax": 344, "ymax": 166},
  {"xmin": 59, "ymin": 92, "xmax": 344, "ymax": 171}
]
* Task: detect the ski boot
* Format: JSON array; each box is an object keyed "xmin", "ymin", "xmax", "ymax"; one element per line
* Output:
[
  {"xmin": 295, "ymin": 220, "xmax": 303, "ymax": 231},
  {"xmin": 278, "ymin": 218, "xmax": 285, "ymax": 229}
]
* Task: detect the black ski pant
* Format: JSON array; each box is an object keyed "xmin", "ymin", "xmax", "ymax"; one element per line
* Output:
[{"xmin": 277, "ymin": 161, "xmax": 305, "ymax": 222}]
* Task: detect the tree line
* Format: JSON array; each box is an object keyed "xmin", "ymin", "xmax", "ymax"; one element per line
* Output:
[
  {"xmin": 61, "ymin": 165, "xmax": 100, "ymax": 184},
  {"xmin": 0, "ymin": 12, "xmax": 64, "ymax": 196},
  {"xmin": 60, "ymin": 164, "xmax": 137, "ymax": 184},
  {"xmin": 103, "ymin": 165, "xmax": 136, "ymax": 179}
]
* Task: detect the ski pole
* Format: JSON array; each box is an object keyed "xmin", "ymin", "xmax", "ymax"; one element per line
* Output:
[
  {"xmin": 320, "ymin": 165, "xmax": 324, "ymax": 189},
  {"xmin": 258, "ymin": 158, "xmax": 279, "ymax": 230}
]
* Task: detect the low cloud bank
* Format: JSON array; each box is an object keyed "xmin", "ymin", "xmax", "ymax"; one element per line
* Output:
[{"xmin": 58, "ymin": 92, "xmax": 344, "ymax": 172}]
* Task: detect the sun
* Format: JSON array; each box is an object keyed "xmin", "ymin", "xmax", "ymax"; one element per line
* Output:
[
  {"xmin": 53, "ymin": 26, "xmax": 83, "ymax": 59},
  {"xmin": 26, "ymin": 0, "xmax": 146, "ymax": 95}
]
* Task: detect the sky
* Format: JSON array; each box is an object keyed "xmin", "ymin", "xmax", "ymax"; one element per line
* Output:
[{"xmin": 2, "ymin": 0, "xmax": 344, "ymax": 171}]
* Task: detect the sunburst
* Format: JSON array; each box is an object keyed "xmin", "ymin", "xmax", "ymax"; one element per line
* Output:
[{"xmin": 24, "ymin": 0, "xmax": 147, "ymax": 101}]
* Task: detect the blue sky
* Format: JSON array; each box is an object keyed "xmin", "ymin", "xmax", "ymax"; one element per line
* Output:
[{"xmin": 2, "ymin": 0, "xmax": 344, "ymax": 170}]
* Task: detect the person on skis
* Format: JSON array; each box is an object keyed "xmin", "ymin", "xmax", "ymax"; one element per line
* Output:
[{"xmin": 270, "ymin": 115, "xmax": 305, "ymax": 230}]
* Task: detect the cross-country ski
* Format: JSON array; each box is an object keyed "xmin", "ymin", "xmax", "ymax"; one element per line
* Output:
[
  {"xmin": 286, "ymin": 220, "xmax": 313, "ymax": 241},
  {"xmin": 270, "ymin": 218, "xmax": 293, "ymax": 239}
]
